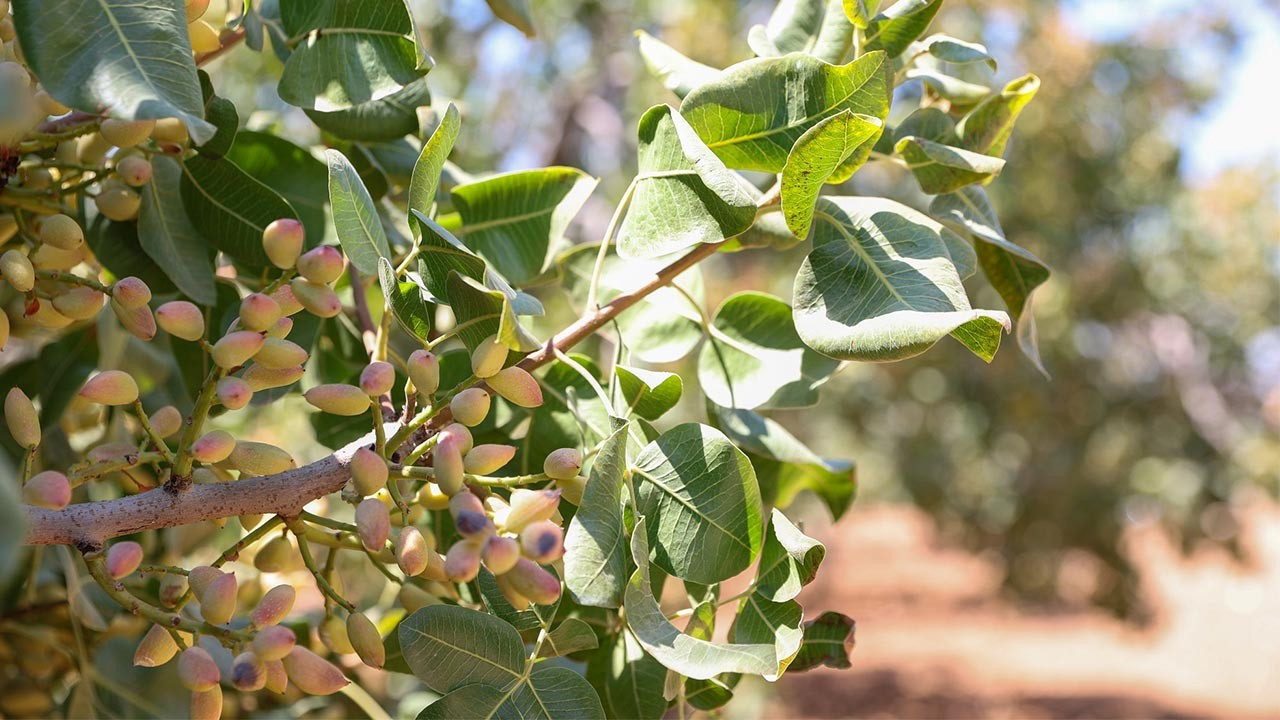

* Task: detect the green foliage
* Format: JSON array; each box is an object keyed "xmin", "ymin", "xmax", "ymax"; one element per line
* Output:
[{"xmin": 0, "ymin": 0, "xmax": 1063, "ymax": 714}]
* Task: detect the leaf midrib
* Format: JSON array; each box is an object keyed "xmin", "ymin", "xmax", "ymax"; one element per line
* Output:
[{"xmin": 631, "ymin": 467, "xmax": 750, "ymax": 553}]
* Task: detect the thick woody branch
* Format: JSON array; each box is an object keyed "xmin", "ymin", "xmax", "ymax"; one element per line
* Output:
[{"xmin": 23, "ymin": 427, "xmax": 389, "ymax": 547}]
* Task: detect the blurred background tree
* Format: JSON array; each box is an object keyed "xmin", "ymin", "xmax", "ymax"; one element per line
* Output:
[{"xmin": 185, "ymin": 0, "xmax": 1280, "ymax": 619}]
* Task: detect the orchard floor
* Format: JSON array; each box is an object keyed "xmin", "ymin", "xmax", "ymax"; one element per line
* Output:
[{"xmin": 725, "ymin": 501, "xmax": 1280, "ymax": 719}]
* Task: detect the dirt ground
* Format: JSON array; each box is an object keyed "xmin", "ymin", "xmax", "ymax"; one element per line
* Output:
[{"xmin": 739, "ymin": 500, "xmax": 1280, "ymax": 719}]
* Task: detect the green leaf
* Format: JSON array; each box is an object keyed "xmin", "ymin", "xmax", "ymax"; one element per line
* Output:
[
  {"xmin": 922, "ymin": 34, "xmax": 997, "ymax": 70},
  {"xmin": 681, "ymin": 51, "xmax": 890, "ymax": 173},
  {"xmin": 635, "ymin": 31, "xmax": 721, "ymax": 99},
  {"xmin": 86, "ymin": 217, "xmax": 176, "ymax": 294},
  {"xmin": 277, "ymin": 0, "xmax": 425, "ymax": 111},
  {"xmin": 410, "ymin": 210, "xmax": 486, "ymax": 302},
  {"xmin": 615, "ymin": 366, "xmax": 682, "ymax": 421},
  {"xmin": 404, "ymin": 607, "xmax": 603, "ymax": 720},
  {"xmin": 624, "ymin": 518, "xmax": 801, "ymax": 680},
  {"xmin": 137, "ymin": 156, "xmax": 216, "ymax": 305},
  {"xmin": 327, "ymin": 149, "xmax": 391, "ymax": 275},
  {"xmin": 224, "ymin": 131, "xmax": 328, "ymax": 249},
  {"xmin": 957, "ymin": 74, "xmax": 1041, "ymax": 157},
  {"xmin": 558, "ymin": 244, "xmax": 704, "ymax": 364},
  {"xmin": 419, "ymin": 666, "xmax": 605, "ymax": 720},
  {"xmin": 11, "ymin": 0, "xmax": 214, "ymax": 143},
  {"xmin": 712, "ymin": 406, "xmax": 856, "ymax": 520},
  {"xmin": 907, "ymin": 68, "xmax": 992, "ymax": 105},
  {"xmin": 780, "ymin": 110, "xmax": 883, "ymax": 239},
  {"xmin": 306, "ymin": 76, "xmax": 432, "ymax": 142},
  {"xmin": 756, "ymin": 509, "xmax": 825, "ymax": 602},
  {"xmin": 378, "ymin": 258, "xmax": 433, "ymax": 344},
  {"xmin": 698, "ymin": 292, "xmax": 839, "ymax": 410},
  {"xmin": 632, "ymin": 423, "xmax": 763, "ymax": 584},
  {"xmin": 0, "ymin": 328, "xmax": 99, "ymax": 433},
  {"xmin": 730, "ymin": 594, "xmax": 803, "ymax": 649},
  {"xmin": 758, "ymin": 0, "xmax": 854, "ymax": 63},
  {"xmin": 446, "ymin": 272, "xmax": 540, "ymax": 352},
  {"xmin": 195, "ymin": 71, "xmax": 238, "ymax": 158},
  {"xmin": 893, "ymin": 106, "xmax": 958, "ymax": 144},
  {"xmin": 409, "ymin": 103, "xmax": 461, "ymax": 218},
  {"xmin": 587, "ymin": 632, "xmax": 669, "ymax": 720},
  {"xmin": 788, "ymin": 611, "xmax": 856, "ymax": 671},
  {"xmin": 564, "ymin": 421, "xmax": 631, "ymax": 608},
  {"xmin": 485, "ymin": 0, "xmax": 536, "ymax": 37},
  {"xmin": 451, "ymin": 168, "xmax": 597, "ymax": 285},
  {"xmin": 842, "ymin": 0, "xmax": 881, "ymax": 28},
  {"xmin": 617, "ymin": 105, "xmax": 757, "ymax": 259},
  {"xmin": 477, "ymin": 568, "xmax": 542, "ymax": 631},
  {"xmin": 538, "ymin": 618, "xmax": 599, "ymax": 658},
  {"xmin": 863, "ymin": 0, "xmax": 943, "ymax": 58},
  {"xmin": 180, "ymin": 154, "xmax": 299, "ymax": 269},
  {"xmin": 720, "ymin": 212, "xmax": 802, "ymax": 253},
  {"xmin": 793, "ymin": 196, "xmax": 1010, "ymax": 362},
  {"xmin": 895, "ymin": 136, "xmax": 1005, "ymax": 194},
  {"xmin": 930, "ymin": 186, "xmax": 1050, "ymax": 374},
  {"xmin": 398, "ymin": 605, "xmax": 525, "ymax": 692}
]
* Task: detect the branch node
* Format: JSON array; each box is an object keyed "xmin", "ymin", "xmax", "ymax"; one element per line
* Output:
[{"xmin": 164, "ymin": 473, "xmax": 192, "ymax": 495}]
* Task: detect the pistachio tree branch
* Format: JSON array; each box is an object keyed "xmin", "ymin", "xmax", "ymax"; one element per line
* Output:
[
  {"xmin": 21, "ymin": 188, "xmax": 778, "ymax": 549},
  {"xmin": 23, "ymin": 425, "xmax": 393, "ymax": 548}
]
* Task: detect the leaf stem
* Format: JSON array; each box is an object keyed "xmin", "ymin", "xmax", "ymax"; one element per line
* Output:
[{"xmin": 585, "ymin": 178, "xmax": 638, "ymax": 312}]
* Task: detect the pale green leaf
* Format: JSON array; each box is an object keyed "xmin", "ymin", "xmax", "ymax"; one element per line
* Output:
[
  {"xmin": 729, "ymin": 594, "xmax": 802, "ymax": 651},
  {"xmin": 894, "ymin": 136, "xmax": 1005, "ymax": 194},
  {"xmin": 327, "ymin": 149, "xmax": 391, "ymax": 275},
  {"xmin": 11, "ymin": 0, "xmax": 214, "ymax": 143},
  {"xmin": 957, "ymin": 73, "xmax": 1041, "ymax": 157},
  {"xmin": 632, "ymin": 423, "xmax": 763, "ymax": 584},
  {"xmin": 635, "ymin": 31, "xmax": 722, "ymax": 99},
  {"xmin": 406, "ymin": 607, "xmax": 605, "ymax": 720},
  {"xmin": 906, "ymin": 68, "xmax": 993, "ymax": 105},
  {"xmin": 681, "ymin": 51, "xmax": 890, "ymax": 173},
  {"xmin": 564, "ymin": 421, "xmax": 631, "ymax": 608},
  {"xmin": 624, "ymin": 518, "xmax": 801, "ymax": 680},
  {"xmin": 760, "ymin": 0, "xmax": 854, "ymax": 63},
  {"xmin": 781, "ymin": 110, "xmax": 883, "ymax": 238},
  {"xmin": 842, "ymin": 0, "xmax": 881, "ymax": 28},
  {"xmin": 793, "ymin": 196, "xmax": 1010, "ymax": 361},
  {"xmin": 398, "ymin": 604, "xmax": 525, "ymax": 692},
  {"xmin": 922, "ymin": 34, "xmax": 997, "ymax": 69},
  {"xmin": 930, "ymin": 186, "xmax": 1050, "ymax": 374},
  {"xmin": 863, "ymin": 0, "xmax": 943, "ymax": 58},
  {"xmin": 452, "ymin": 168, "xmax": 598, "ymax": 285},
  {"xmin": 538, "ymin": 618, "xmax": 599, "ymax": 658},
  {"xmin": 409, "ymin": 103, "xmax": 461, "ymax": 217},
  {"xmin": 180, "ymin": 155, "xmax": 299, "ymax": 268},
  {"xmin": 755, "ymin": 509, "xmax": 825, "ymax": 602},
  {"xmin": 587, "ymin": 632, "xmax": 668, "ymax": 720},
  {"xmin": 137, "ymin": 156, "xmax": 216, "ymax": 304},
  {"xmin": 698, "ymin": 292, "xmax": 839, "ymax": 410},
  {"xmin": 615, "ymin": 366, "xmax": 682, "ymax": 421},
  {"xmin": 618, "ymin": 105, "xmax": 757, "ymax": 259}
]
